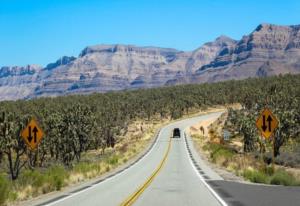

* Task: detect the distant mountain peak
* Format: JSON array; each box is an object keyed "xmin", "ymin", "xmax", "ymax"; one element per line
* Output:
[{"xmin": 215, "ymin": 35, "xmax": 236, "ymax": 43}]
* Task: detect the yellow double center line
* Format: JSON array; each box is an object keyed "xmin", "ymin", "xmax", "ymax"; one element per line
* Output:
[{"xmin": 120, "ymin": 138, "xmax": 172, "ymax": 206}]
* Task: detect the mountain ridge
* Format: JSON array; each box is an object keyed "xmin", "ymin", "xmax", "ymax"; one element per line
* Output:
[{"xmin": 1, "ymin": 23, "xmax": 300, "ymax": 101}]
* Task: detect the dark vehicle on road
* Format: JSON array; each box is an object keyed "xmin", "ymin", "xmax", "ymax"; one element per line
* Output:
[{"xmin": 173, "ymin": 128, "xmax": 181, "ymax": 138}]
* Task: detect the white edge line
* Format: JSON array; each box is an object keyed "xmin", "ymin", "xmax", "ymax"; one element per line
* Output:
[
  {"xmin": 184, "ymin": 131, "xmax": 228, "ymax": 206},
  {"xmin": 44, "ymin": 129, "xmax": 162, "ymax": 206}
]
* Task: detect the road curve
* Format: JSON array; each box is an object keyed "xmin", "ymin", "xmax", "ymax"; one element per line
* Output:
[
  {"xmin": 134, "ymin": 112, "xmax": 225, "ymax": 206},
  {"xmin": 35, "ymin": 112, "xmax": 225, "ymax": 206}
]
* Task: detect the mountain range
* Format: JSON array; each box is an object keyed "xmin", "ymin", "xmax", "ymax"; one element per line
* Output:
[{"xmin": 1, "ymin": 23, "xmax": 300, "ymax": 101}]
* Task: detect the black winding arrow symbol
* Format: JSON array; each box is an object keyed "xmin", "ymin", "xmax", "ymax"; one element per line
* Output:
[
  {"xmin": 262, "ymin": 115, "xmax": 267, "ymax": 132},
  {"xmin": 267, "ymin": 115, "xmax": 273, "ymax": 132},
  {"xmin": 32, "ymin": 126, "xmax": 38, "ymax": 143}
]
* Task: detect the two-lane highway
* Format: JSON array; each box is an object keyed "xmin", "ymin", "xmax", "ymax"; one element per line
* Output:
[
  {"xmin": 39, "ymin": 112, "xmax": 225, "ymax": 206},
  {"xmin": 31, "ymin": 110, "xmax": 300, "ymax": 206},
  {"xmin": 134, "ymin": 125, "xmax": 223, "ymax": 206}
]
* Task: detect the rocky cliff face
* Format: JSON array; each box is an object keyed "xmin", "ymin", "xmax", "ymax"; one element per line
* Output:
[
  {"xmin": 0, "ymin": 23, "xmax": 300, "ymax": 101},
  {"xmin": 0, "ymin": 39, "xmax": 230, "ymax": 100},
  {"xmin": 0, "ymin": 65, "xmax": 42, "ymax": 100},
  {"xmin": 187, "ymin": 24, "xmax": 300, "ymax": 83}
]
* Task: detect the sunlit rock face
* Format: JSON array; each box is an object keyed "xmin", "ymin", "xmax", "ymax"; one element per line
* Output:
[
  {"xmin": 185, "ymin": 24, "xmax": 300, "ymax": 83},
  {"xmin": 1, "ymin": 24, "xmax": 300, "ymax": 101}
]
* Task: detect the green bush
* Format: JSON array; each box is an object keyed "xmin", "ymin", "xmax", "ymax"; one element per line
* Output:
[
  {"xmin": 270, "ymin": 169, "xmax": 299, "ymax": 186},
  {"xmin": 203, "ymin": 143, "xmax": 222, "ymax": 152},
  {"xmin": 243, "ymin": 169, "xmax": 269, "ymax": 184},
  {"xmin": 206, "ymin": 143, "xmax": 235, "ymax": 163},
  {"xmin": 243, "ymin": 168, "xmax": 300, "ymax": 186},
  {"xmin": 263, "ymin": 166, "xmax": 274, "ymax": 176},
  {"xmin": 18, "ymin": 170, "xmax": 36, "ymax": 187},
  {"xmin": 18, "ymin": 167, "xmax": 68, "ymax": 192},
  {"xmin": 211, "ymin": 148, "xmax": 234, "ymax": 163},
  {"xmin": 18, "ymin": 170, "xmax": 46, "ymax": 188},
  {"xmin": 46, "ymin": 166, "xmax": 68, "ymax": 191},
  {"xmin": 0, "ymin": 175, "xmax": 10, "ymax": 205},
  {"xmin": 73, "ymin": 162, "xmax": 101, "ymax": 176},
  {"xmin": 106, "ymin": 155, "xmax": 119, "ymax": 165},
  {"xmin": 8, "ymin": 192, "xmax": 17, "ymax": 202}
]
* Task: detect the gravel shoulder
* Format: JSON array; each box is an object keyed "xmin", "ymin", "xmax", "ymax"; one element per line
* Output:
[{"xmin": 188, "ymin": 115, "xmax": 246, "ymax": 183}]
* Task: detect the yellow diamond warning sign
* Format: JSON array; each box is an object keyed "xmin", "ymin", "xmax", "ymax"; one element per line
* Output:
[
  {"xmin": 21, "ymin": 118, "xmax": 44, "ymax": 150},
  {"xmin": 256, "ymin": 108, "xmax": 279, "ymax": 139}
]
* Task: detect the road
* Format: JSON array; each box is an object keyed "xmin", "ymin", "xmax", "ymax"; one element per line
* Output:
[{"xmin": 32, "ymin": 111, "xmax": 300, "ymax": 206}]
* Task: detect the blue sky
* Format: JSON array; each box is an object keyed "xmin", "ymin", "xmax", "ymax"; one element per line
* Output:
[{"xmin": 1, "ymin": 0, "xmax": 300, "ymax": 66}]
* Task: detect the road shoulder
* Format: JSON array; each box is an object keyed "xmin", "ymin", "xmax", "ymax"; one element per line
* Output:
[{"xmin": 187, "ymin": 114, "xmax": 245, "ymax": 183}]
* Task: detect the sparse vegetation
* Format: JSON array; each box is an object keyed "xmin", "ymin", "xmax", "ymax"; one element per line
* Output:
[
  {"xmin": 192, "ymin": 79, "xmax": 300, "ymax": 186},
  {"xmin": 10, "ymin": 165, "xmax": 68, "ymax": 200},
  {"xmin": 73, "ymin": 162, "xmax": 101, "ymax": 177},
  {"xmin": 270, "ymin": 169, "xmax": 300, "ymax": 186},
  {"xmin": 243, "ymin": 168, "xmax": 300, "ymax": 186},
  {"xmin": 106, "ymin": 155, "xmax": 119, "ymax": 166},
  {"xmin": 0, "ymin": 174, "xmax": 10, "ymax": 205},
  {"xmin": 0, "ymin": 74, "xmax": 300, "ymax": 204},
  {"xmin": 0, "ymin": 114, "xmax": 170, "ymax": 204},
  {"xmin": 200, "ymin": 134, "xmax": 300, "ymax": 186},
  {"xmin": 243, "ymin": 169, "xmax": 269, "ymax": 184},
  {"xmin": 203, "ymin": 143, "xmax": 235, "ymax": 164},
  {"xmin": 198, "ymin": 130, "xmax": 300, "ymax": 186}
]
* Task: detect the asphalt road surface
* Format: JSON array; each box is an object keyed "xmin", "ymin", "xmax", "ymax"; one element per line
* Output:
[{"xmin": 33, "ymin": 111, "xmax": 300, "ymax": 206}]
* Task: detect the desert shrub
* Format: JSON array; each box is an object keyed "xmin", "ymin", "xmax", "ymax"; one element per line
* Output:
[
  {"xmin": 243, "ymin": 167, "xmax": 300, "ymax": 186},
  {"xmin": 270, "ymin": 169, "xmax": 299, "ymax": 186},
  {"xmin": 18, "ymin": 170, "xmax": 45, "ymax": 188},
  {"xmin": 243, "ymin": 169, "xmax": 269, "ymax": 184},
  {"xmin": 73, "ymin": 162, "xmax": 101, "ymax": 176},
  {"xmin": 106, "ymin": 155, "xmax": 119, "ymax": 165},
  {"xmin": 211, "ymin": 148, "xmax": 234, "ymax": 163},
  {"xmin": 8, "ymin": 192, "xmax": 17, "ymax": 202},
  {"xmin": 16, "ymin": 167, "xmax": 68, "ymax": 194},
  {"xmin": 0, "ymin": 174, "xmax": 10, "ymax": 205},
  {"xmin": 46, "ymin": 166, "xmax": 68, "ymax": 191},
  {"xmin": 263, "ymin": 166, "xmax": 274, "ymax": 176},
  {"xmin": 204, "ymin": 143, "xmax": 235, "ymax": 164},
  {"xmin": 203, "ymin": 143, "xmax": 221, "ymax": 152},
  {"xmin": 17, "ymin": 170, "xmax": 36, "ymax": 187}
]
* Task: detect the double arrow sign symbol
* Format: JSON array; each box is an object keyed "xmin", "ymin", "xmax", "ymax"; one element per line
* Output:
[
  {"xmin": 21, "ymin": 119, "xmax": 44, "ymax": 150},
  {"xmin": 27, "ymin": 126, "xmax": 39, "ymax": 143},
  {"xmin": 256, "ymin": 108, "xmax": 278, "ymax": 139},
  {"xmin": 262, "ymin": 115, "xmax": 273, "ymax": 132}
]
